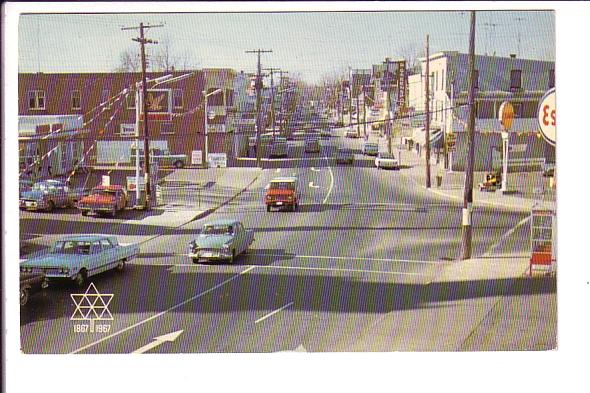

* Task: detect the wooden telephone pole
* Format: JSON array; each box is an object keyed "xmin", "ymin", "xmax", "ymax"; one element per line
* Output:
[{"xmin": 425, "ymin": 34, "xmax": 431, "ymax": 188}]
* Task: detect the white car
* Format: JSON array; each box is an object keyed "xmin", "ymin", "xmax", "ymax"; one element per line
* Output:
[{"xmin": 375, "ymin": 152, "xmax": 399, "ymax": 170}]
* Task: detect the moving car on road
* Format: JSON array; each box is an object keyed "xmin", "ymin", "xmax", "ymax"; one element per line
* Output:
[
  {"xmin": 19, "ymin": 235, "xmax": 139, "ymax": 287},
  {"xmin": 265, "ymin": 176, "xmax": 300, "ymax": 212},
  {"xmin": 320, "ymin": 127, "xmax": 331, "ymax": 138},
  {"xmin": 362, "ymin": 142, "xmax": 379, "ymax": 156},
  {"xmin": 304, "ymin": 135, "xmax": 321, "ymax": 153},
  {"xmin": 19, "ymin": 179, "xmax": 83, "ymax": 212},
  {"xmin": 189, "ymin": 219, "xmax": 255, "ymax": 264},
  {"xmin": 77, "ymin": 185, "xmax": 128, "ymax": 217},
  {"xmin": 375, "ymin": 152, "xmax": 399, "ymax": 170},
  {"xmin": 345, "ymin": 129, "xmax": 360, "ymax": 138},
  {"xmin": 336, "ymin": 148, "xmax": 355, "ymax": 165},
  {"xmin": 131, "ymin": 147, "xmax": 187, "ymax": 168},
  {"xmin": 268, "ymin": 137, "xmax": 289, "ymax": 158}
]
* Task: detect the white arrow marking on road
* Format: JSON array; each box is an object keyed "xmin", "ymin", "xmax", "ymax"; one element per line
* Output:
[
  {"xmin": 309, "ymin": 181, "xmax": 320, "ymax": 189},
  {"xmin": 311, "ymin": 167, "xmax": 320, "ymax": 172},
  {"xmin": 132, "ymin": 330, "xmax": 184, "ymax": 354},
  {"xmin": 275, "ymin": 168, "xmax": 281, "ymax": 173}
]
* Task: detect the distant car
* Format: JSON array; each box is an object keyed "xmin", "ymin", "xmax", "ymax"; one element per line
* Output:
[
  {"xmin": 265, "ymin": 176, "xmax": 301, "ymax": 212},
  {"xmin": 336, "ymin": 148, "xmax": 355, "ymax": 165},
  {"xmin": 19, "ymin": 180, "xmax": 83, "ymax": 212},
  {"xmin": 77, "ymin": 185, "xmax": 128, "ymax": 217},
  {"xmin": 304, "ymin": 136, "xmax": 321, "ymax": 153},
  {"xmin": 542, "ymin": 162, "xmax": 555, "ymax": 177},
  {"xmin": 375, "ymin": 152, "xmax": 399, "ymax": 170},
  {"xmin": 189, "ymin": 219, "xmax": 255, "ymax": 264},
  {"xmin": 362, "ymin": 142, "xmax": 379, "ymax": 156},
  {"xmin": 131, "ymin": 147, "xmax": 187, "ymax": 168},
  {"xmin": 269, "ymin": 137, "xmax": 288, "ymax": 158},
  {"xmin": 320, "ymin": 128, "xmax": 331, "ymax": 138},
  {"xmin": 19, "ymin": 235, "xmax": 139, "ymax": 287},
  {"xmin": 345, "ymin": 129, "xmax": 360, "ymax": 138}
]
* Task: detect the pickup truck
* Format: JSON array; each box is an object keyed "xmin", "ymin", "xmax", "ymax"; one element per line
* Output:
[
  {"xmin": 189, "ymin": 219, "xmax": 255, "ymax": 264},
  {"xmin": 19, "ymin": 179, "xmax": 84, "ymax": 212},
  {"xmin": 265, "ymin": 176, "xmax": 300, "ymax": 212},
  {"xmin": 131, "ymin": 147, "xmax": 188, "ymax": 168},
  {"xmin": 20, "ymin": 235, "xmax": 140, "ymax": 287},
  {"xmin": 77, "ymin": 185, "xmax": 128, "ymax": 217}
]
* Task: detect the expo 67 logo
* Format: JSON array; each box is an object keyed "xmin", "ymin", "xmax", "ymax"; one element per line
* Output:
[{"xmin": 70, "ymin": 283, "xmax": 113, "ymax": 334}]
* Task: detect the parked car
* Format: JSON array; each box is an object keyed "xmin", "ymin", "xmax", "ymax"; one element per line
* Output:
[
  {"xmin": 345, "ymin": 129, "xmax": 360, "ymax": 138},
  {"xmin": 20, "ymin": 272, "xmax": 47, "ymax": 306},
  {"xmin": 19, "ymin": 235, "xmax": 139, "ymax": 287},
  {"xmin": 19, "ymin": 179, "xmax": 34, "ymax": 198},
  {"xmin": 542, "ymin": 162, "xmax": 555, "ymax": 177},
  {"xmin": 362, "ymin": 142, "xmax": 379, "ymax": 156},
  {"xmin": 265, "ymin": 176, "xmax": 301, "ymax": 212},
  {"xmin": 131, "ymin": 147, "xmax": 187, "ymax": 168},
  {"xmin": 189, "ymin": 219, "xmax": 255, "ymax": 264},
  {"xmin": 304, "ymin": 136, "xmax": 321, "ymax": 153},
  {"xmin": 77, "ymin": 185, "xmax": 128, "ymax": 217},
  {"xmin": 375, "ymin": 152, "xmax": 399, "ymax": 170},
  {"xmin": 268, "ymin": 137, "xmax": 288, "ymax": 158},
  {"xmin": 19, "ymin": 180, "xmax": 84, "ymax": 212},
  {"xmin": 320, "ymin": 128, "xmax": 332, "ymax": 138},
  {"xmin": 478, "ymin": 171, "xmax": 502, "ymax": 191}
]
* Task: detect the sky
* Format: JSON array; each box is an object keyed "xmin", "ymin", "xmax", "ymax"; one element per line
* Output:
[{"xmin": 16, "ymin": 6, "xmax": 554, "ymax": 83}]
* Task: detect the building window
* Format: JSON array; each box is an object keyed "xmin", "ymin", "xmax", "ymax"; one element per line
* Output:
[
  {"xmin": 28, "ymin": 90, "xmax": 45, "ymax": 110},
  {"xmin": 160, "ymin": 122, "xmax": 174, "ymax": 134},
  {"xmin": 473, "ymin": 70, "xmax": 479, "ymax": 89},
  {"xmin": 549, "ymin": 69, "xmax": 555, "ymax": 89},
  {"xmin": 510, "ymin": 69, "xmax": 522, "ymax": 89},
  {"xmin": 225, "ymin": 89, "xmax": 235, "ymax": 107},
  {"xmin": 127, "ymin": 93, "xmax": 136, "ymax": 110},
  {"xmin": 207, "ymin": 88, "xmax": 224, "ymax": 106},
  {"xmin": 71, "ymin": 90, "xmax": 81, "ymax": 110},
  {"xmin": 173, "ymin": 89, "xmax": 183, "ymax": 109},
  {"xmin": 101, "ymin": 89, "xmax": 111, "ymax": 107}
]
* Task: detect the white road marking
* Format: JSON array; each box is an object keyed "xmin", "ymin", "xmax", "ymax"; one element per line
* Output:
[
  {"xmin": 131, "ymin": 330, "xmax": 184, "ymax": 354},
  {"xmin": 69, "ymin": 266, "xmax": 256, "ymax": 354},
  {"xmin": 275, "ymin": 168, "xmax": 281, "ymax": 173},
  {"xmin": 311, "ymin": 167, "xmax": 320, "ymax": 172},
  {"xmin": 483, "ymin": 215, "xmax": 531, "ymax": 257},
  {"xmin": 247, "ymin": 264, "xmax": 424, "ymax": 276},
  {"xmin": 322, "ymin": 154, "xmax": 334, "ymax": 204},
  {"xmin": 249, "ymin": 253, "xmax": 442, "ymax": 265},
  {"xmin": 255, "ymin": 301, "xmax": 294, "ymax": 324},
  {"xmin": 309, "ymin": 181, "xmax": 320, "ymax": 189}
]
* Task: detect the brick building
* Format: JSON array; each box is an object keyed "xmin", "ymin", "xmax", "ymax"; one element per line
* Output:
[{"xmin": 18, "ymin": 69, "xmax": 236, "ymax": 176}]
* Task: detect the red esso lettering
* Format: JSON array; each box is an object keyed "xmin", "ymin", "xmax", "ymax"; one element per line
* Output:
[
  {"xmin": 542, "ymin": 104, "xmax": 556, "ymax": 127},
  {"xmin": 551, "ymin": 108, "xmax": 556, "ymax": 126}
]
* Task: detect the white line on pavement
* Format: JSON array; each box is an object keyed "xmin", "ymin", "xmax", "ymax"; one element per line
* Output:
[
  {"xmin": 309, "ymin": 181, "xmax": 319, "ymax": 189},
  {"xmin": 247, "ymin": 264, "xmax": 424, "ymax": 276},
  {"xmin": 69, "ymin": 266, "xmax": 256, "ymax": 354},
  {"xmin": 322, "ymin": 153, "xmax": 334, "ymax": 204},
  {"xmin": 311, "ymin": 167, "xmax": 320, "ymax": 172},
  {"xmin": 255, "ymin": 301, "xmax": 294, "ymax": 324},
  {"xmin": 483, "ymin": 215, "xmax": 531, "ymax": 257},
  {"xmin": 249, "ymin": 253, "xmax": 442, "ymax": 265},
  {"xmin": 275, "ymin": 168, "xmax": 281, "ymax": 173}
]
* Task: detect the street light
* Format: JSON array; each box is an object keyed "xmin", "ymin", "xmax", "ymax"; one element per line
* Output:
[{"xmin": 203, "ymin": 88, "xmax": 222, "ymax": 167}]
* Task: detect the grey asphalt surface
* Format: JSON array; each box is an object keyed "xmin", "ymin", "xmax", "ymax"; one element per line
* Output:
[{"xmin": 20, "ymin": 127, "xmax": 554, "ymax": 353}]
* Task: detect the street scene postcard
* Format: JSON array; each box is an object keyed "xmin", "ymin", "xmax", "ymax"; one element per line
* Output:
[{"xmin": 6, "ymin": 2, "xmax": 587, "ymax": 393}]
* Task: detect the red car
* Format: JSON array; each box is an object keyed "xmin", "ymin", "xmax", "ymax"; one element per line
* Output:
[
  {"xmin": 77, "ymin": 185, "xmax": 128, "ymax": 217},
  {"xmin": 265, "ymin": 177, "xmax": 300, "ymax": 212}
]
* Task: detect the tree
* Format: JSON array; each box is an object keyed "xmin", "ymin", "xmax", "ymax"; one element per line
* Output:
[
  {"xmin": 115, "ymin": 47, "xmax": 140, "ymax": 72},
  {"xmin": 153, "ymin": 37, "xmax": 198, "ymax": 72}
]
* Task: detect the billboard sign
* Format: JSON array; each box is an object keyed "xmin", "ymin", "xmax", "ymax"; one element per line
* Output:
[
  {"xmin": 139, "ymin": 89, "xmax": 172, "ymax": 121},
  {"xmin": 537, "ymin": 88, "xmax": 556, "ymax": 146}
]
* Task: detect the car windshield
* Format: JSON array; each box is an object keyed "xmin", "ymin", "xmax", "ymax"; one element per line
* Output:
[
  {"xmin": 365, "ymin": 144, "xmax": 378, "ymax": 148},
  {"xmin": 338, "ymin": 149, "xmax": 353, "ymax": 154},
  {"xmin": 51, "ymin": 240, "xmax": 94, "ymax": 255},
  {"xmin": 202, "ymin": 225, "xmax": 234, "ymax": 235},
  {"xmin": 269, "ymin": 181, "xmax": 295, "ymax": 190},
  {"xmin": 380, "ymin": 153, "xmax": 394, "ymax": 159},
  {"xmin": 93, "ymin": 189, "xmax": 117, "ymax": 197},
  {"xmin": 32, "ymin": 183, "xmax": 54, "ymax": 191}
]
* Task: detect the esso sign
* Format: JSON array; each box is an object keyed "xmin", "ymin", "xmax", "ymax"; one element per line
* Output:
[{"xmin": 537, "ymin": 88, "xmax": 556, "ymax": 146}]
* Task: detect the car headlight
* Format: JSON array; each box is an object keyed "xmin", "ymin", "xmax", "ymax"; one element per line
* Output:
[
  {"xmin": 20, "ymin": 266, "xmax": 25, "ymax": 272},
  {"xmin": 222, "ymin": 243, "xmax": 231, "ymax": 252}
]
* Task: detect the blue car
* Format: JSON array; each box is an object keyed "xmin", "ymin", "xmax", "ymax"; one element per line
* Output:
[{"xmin": 19, "ymin": 180, "xmax": 83, "ymax": 212}]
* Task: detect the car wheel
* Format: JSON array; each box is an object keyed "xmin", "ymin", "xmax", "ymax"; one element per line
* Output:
[
  {"xmin": 74, "ymin": 269, "xmax": 87, "ymax": 287},
  {"xmin": 229, "ymin": 250, "xmax": 236, "ymax": 265},
  {"xmin": 116, "ymin": 259, "xmax": 126, "ymax": 271},
  {"xmin": 110, "ymin": 209, "xmax": 116, "ymax": 218},
  {"xmin": 192, "ymin": 257, "xmax": 200, "ymax": 264},
  {"xmin": 174, "ymin": 160, "xmax": 184, "ymax": 169},
  {"xmin": 266, "ymin": 205, "xmax": 271, "ymax": 212},
  {"xmin": 81, "ymin": 210, "xmax": 88, "ymax": 216},
  {"xmin": 20, "ymin": 287, "xmax": 30, "ymax": 306},
  {"xmin": 46, "ymin": 201, "xmax": 55, "ymax": 212},
  {"xmin": 294, "ymin": 203, "xmax": 299, "ymax": 212}
]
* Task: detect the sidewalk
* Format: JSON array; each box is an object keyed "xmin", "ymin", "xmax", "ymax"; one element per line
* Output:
[{"xmin": 396, "ymin": 140, "xmax": 556, "ymax": 212}]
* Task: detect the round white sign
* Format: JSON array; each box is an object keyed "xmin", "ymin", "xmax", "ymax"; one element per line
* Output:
[
  {"xmin": 207, "ymin": 110, "xmax": 216, "ymax": 120},
  {"xmin": 537, "ymin": 88, "xmax": 556, "ymax": 146}
]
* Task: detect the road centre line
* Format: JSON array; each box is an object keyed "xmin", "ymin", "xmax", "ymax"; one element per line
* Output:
[
  {"xmin": 255, "ymin": 301, "xmax": 294, "ymax": 324},
  {"xmin": 483, "ymin": 215, "xmax": 531, "ymax": 257},
  {"xmin": 69, "ymin": 266, "xmax": 256, "ymax": 354},
  {"xmin": 247, "ymin": 264, "xmax": 424, "ymax": 276}
]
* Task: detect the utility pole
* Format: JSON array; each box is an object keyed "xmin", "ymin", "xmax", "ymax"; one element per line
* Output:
[
  {"xmin": 460, "ymin": 11, "xmax": 477, "ymax": 260},
  {"xmin": 122, "ymin": 22, "xmax": 162, "ymax": 209},
  {"xmin": 384, "ymin": 58, "xmax": 393, "ymax": 154},
  {"xmin": 425, "ymin": 34, "xmax": 431, "ymax": 188},
  {"xmin": 276, "ymin": 70, "xmax": 288, "ymax": 134},
  {"xmin": 263, "ymin": 67, "xmax": 282, "ymax": 140},
  {"xmin": 348, "ymin": 67, "xmax": 353, "ymax": 131},
  {"xmin": 362, "ymin": 83, "xmax": 367, "ymax": 139},
  {"xmin": 246, "ymin": 49, "xmax": 273, "ymax": 168}
]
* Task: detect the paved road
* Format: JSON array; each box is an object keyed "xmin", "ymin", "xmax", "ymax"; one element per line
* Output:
[{"xmin": 20, "ymin": 128, "xmax": 548, "ymax": 353}]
